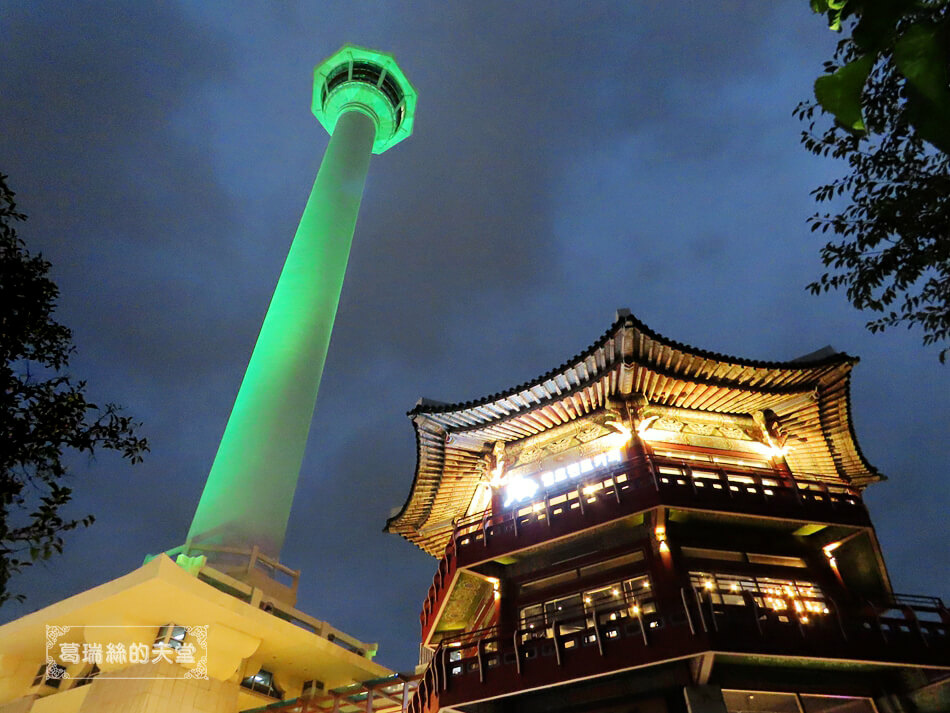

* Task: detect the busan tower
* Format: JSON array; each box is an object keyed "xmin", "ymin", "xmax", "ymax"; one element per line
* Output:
[
  {"xmin": 0, "ymin": 46, "xmax": 421, "ymax": 713},
  {"xmin": 184, "ymin": 45, "xmax": 416, "ymax": 595}
]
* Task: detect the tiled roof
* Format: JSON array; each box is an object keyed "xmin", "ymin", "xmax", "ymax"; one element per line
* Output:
[{"xmin": 386, "ymin": 311, "xmax": 880, "ymax": 556}]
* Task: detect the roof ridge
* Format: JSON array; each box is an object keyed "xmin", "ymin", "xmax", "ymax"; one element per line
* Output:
[{"xmin": 407, "ymin": 311, "xmax": 857, "ymax": 417}]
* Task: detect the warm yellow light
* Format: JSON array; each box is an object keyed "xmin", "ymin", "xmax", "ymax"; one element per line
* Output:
[
  {"xmin": 801, "ymin": 616, "xmax": 810, "ymax": 624},
  {"xmin": 751, "ymin": 440, "xmax": 790, "ymax": 458},
  {"xmin": 704, "ymin": 581, "xmax": 714, "ymax": 590},
  {"xmin": 730, "ymin": 583, "xmax": 739, "ymax": 592},
  {"xmin": 489, "ymin": 463, "xmax": 506, "ymax": 488},
  {"xmin": 636, "ymin": 416, "xmax": 659, "ymax": 435},
  {"xmin": 632, "ymin": 605, "xmax": 640, "ymax": 614},
  {"xmin": 612, "ymin": 589, "xmax": 620, "ymax": 597},
  {"xmin": 584, "ymin": 597, "xmax": 591, "ymax": 604},
  {"xmin": 658, "ymin": 541, "xmax": 670, "ymax": 553},
  {"xmin": 605, "ymin": 420, "xmax": 633, "ymax": 449}
]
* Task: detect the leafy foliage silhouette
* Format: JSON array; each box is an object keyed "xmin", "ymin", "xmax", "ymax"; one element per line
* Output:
[
  {"xmin": 800, "ymin": 1, "xmax": 950, "ymax": 361},
  {"xmin": 1, "ymin": 173, "xmax": 148, "ymax": 606}
]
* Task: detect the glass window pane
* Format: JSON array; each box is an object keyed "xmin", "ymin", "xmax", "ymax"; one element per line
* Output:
[
  {"xmin": 623, "ymin": 575, "xmax": 652, "ymax": 597},
  {"xmin": 584, "ymin": 584, "xmax": 622, "ymax": 608},
  {"xmin": 520, "ymin": 603, "xmax": 543, "ymax": 629},
  {"xmin": 723, "ymin": 690, "xmax": 801, "ymax": 712},
  {"xmin": 545, "ymin": 593, "xmax": 583, "ymax": 620},
  {"xmin": 800, "ymin": 695, "xmax": 876, "ymax": 713}
]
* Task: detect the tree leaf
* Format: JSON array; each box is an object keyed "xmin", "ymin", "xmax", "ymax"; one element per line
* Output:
[
  {"xmin": 814, "ymin": 53, "xmax": 875, "ymax": 131},
  {"xmin": 894, "ymin": 20, "xmax": 950, "ymax": 153},
  {"xmin": 851, "ymin": 0, "xmax": 916, "ymax": 52},
  {"xmin": 894, "ymin": 21, "xmax": 950, "ymax": 106}
]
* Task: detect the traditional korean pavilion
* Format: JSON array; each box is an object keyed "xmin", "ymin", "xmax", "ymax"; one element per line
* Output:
[{"xmin": 387, "ymin": 310, "xmax": 950, "ymax": 713}]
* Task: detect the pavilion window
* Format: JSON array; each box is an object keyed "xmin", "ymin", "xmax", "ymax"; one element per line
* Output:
[
  {"xmin": 241, "ymin": 668, "xmax": 284, "ymax": 699},
  {"xmin": 31, "ymin": 662, "xmax": 65, "ymax": 689},
  {"xmin": 154, "ymin": 624, "xmax": 188, "ymax": 650},
  {"xmin": 691, "ymin": 571, "xmax": 830, "ymax": 617},
  {"xmin": 520, "ymin": 573, "xmax": 655, "ymax": 637}
]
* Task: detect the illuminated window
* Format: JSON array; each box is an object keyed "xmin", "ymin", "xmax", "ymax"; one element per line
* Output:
[
  {"xmin": 154, "ymin": 624, "xmax": 187, "ymax": 651},
  {"xmin": 544, "ymin": 593, "xmax": 585, "ymax": 633},
  {"xmin": 520, "ymin": 573, "xmax": 655, "ymax": 636},
  {"xmin": 241, "ymin": 669, "xmax": 284, "ymax": 699},
  {"xmin": 31, "ymin": 663, "xmax": 65, "ymax": 689},
  {"xmin": 690, "ymin": 572, "xmax": 829, "ymax": 617},
  {"xmin": 520, "ymin": 603, "xmax": 544, "ymax": 628}
]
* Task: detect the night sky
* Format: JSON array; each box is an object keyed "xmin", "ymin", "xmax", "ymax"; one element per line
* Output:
[{"xmin": 1, "ymin": 1, "xmax": 947, "ymax": 673}]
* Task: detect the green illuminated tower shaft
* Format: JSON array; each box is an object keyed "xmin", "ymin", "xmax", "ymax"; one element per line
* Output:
[{"xmin": 187, "ymin": 46, "xmax": 416, "ymax": 560}]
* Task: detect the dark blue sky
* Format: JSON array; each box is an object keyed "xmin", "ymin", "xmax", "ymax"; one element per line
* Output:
[{"xmin": 2, "ymin": 1, "xmax": 947, "ymax": 672}]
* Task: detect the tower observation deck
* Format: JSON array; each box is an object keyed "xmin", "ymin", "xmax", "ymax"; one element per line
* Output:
[{"xmin": 185, "ymin": 45, "xmax": 417, "ymax": 583}]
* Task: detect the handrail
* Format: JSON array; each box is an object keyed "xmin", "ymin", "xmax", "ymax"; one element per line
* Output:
[
  {"xmin": 422, "ymin": 453, "xmax": 867, "ymax": 638},
  {"xmin": 422, "ymin": 452, "xmax": 870, "ymax": 646},
  {"xmin": 410, "ymin": 588, "xmax": 947, "ymax": 713},
  {"xmin": 450, "ymin": 454, "xmax": 863, "ymax": 554}
]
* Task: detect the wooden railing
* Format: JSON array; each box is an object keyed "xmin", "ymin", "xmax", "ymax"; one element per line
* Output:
[
  {"xmin": 420, "ymin": 535, "xmax": 459, "ymax": 642},
  {"xmin": 452, "ymin": 455, "xmax": 865, "ymax": 562},
  {"xmin": 419, "ymin": 455, "xmax": 868, "ymax": 640},
  {"xmin": 409, "ymin": 591, "xmax": 949, "ymax": 713}
]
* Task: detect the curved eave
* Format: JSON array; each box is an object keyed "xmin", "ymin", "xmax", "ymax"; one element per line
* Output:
[
  {"xmin": 387, "ymin": 312, "xmax": 881, "ymax": 556},
  {"xmin": 407, "ymin": 312, "xmax": 857, "ymax": 418}
]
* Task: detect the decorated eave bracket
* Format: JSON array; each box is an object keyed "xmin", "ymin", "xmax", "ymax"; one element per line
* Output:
[{"xmin": 483, "ymin": 392, "xmax": 808, "ymax": 511}]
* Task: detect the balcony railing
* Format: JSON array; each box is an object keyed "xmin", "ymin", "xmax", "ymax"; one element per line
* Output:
[
  {"xmin": 455, "ymin": 455, "xmax": 866, "ymax": 564},
  {"xmin": 409, "ymin": 592, "xmax": 949, "ymax": 713},
  {"xmin": 418, "ymin": 455, "xmax": 868, "ymax": 644},
  {"xmin": 241, "ymin": 673, "xmax": 421, "ymax": 713},
  {"xmin": 419, "ymin": 536, "xmax": 459, "ymax": 642}
]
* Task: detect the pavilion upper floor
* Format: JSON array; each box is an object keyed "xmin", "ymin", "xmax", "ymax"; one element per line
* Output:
[{"xmin": 387, "ymin": 311, "xmax": 881, "ymax": 562}]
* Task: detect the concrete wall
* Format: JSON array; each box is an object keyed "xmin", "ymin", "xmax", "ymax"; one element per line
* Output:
[
  {"xmin": 77, "ymin": 662, "xmax": 238, "ymax": 713},
  {"xmin": 0, "ymin": 696, "xmax": 37, "ymax": 713}
]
